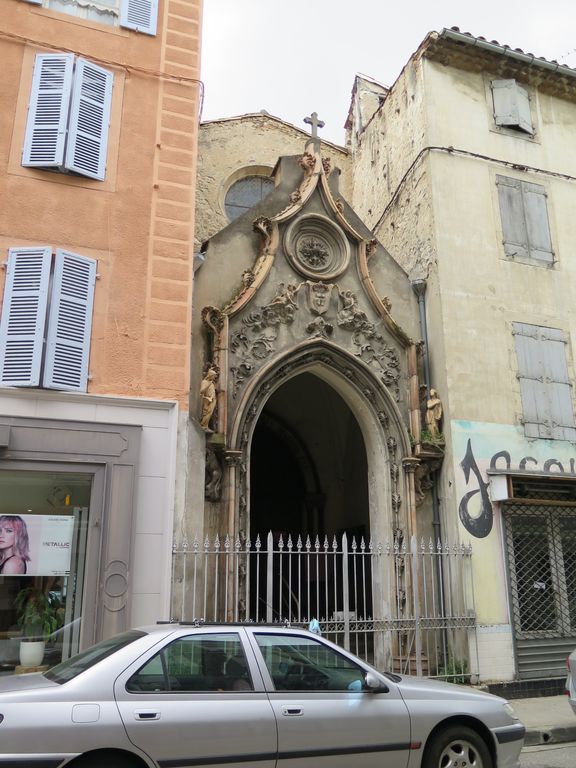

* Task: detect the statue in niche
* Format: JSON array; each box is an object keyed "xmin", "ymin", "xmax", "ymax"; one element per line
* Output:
[
  {"xmin": 205, "ymin": 448, "xmax": 222, "ymax": 501},
  {"xmin": 200, "ymin": 367, "xmax": 219, "ymax": 431},
  {"xmin": 425, "ymin": 388, "xmax": 443, "ymax": 437}
]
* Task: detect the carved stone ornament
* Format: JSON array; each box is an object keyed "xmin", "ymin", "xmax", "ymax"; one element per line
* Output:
[
  {"xmin": 229, "ymin": 282, "xmax": 401, "ymax": 400},
  {"xmin": 205, "ymin": 448, "xmax": 222, "ymax": 501},
  {"xmin": 283, "ymin": 214, "xmax": 350, "ymax": 281}
]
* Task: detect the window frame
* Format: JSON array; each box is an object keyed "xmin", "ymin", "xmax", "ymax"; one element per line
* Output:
[{"xmin": 23, "ymin": 0, "xmax": 159, "ymax": 36}]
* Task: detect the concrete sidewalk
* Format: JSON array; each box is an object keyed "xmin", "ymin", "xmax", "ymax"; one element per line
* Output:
[{"xmin": 509, "ymin": 695, "xmax": 576, "ymax": 746}]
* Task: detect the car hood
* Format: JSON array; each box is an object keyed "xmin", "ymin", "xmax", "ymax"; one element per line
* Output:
[
  {"xmin": 395, "ymin": 674, "xmax": 505, "ymax": 704},
  {"xmin": 0, "ymin": 673, "xmax": 60, "ymax": 694}
]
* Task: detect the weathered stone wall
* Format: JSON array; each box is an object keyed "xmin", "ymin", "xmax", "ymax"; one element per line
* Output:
[{"xmin": 195, "ymin": 114, "xmax": 351, "ymax": 247}]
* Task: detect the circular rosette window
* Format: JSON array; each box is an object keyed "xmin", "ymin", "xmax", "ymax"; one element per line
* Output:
[{"xmin": 283, "ymin": 214, "xmax": 351, "ymax": 280}]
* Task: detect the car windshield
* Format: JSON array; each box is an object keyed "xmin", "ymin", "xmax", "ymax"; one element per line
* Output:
[{"xmin": 44, "ymin": 630, "xmax": 147, "ymax": 684}]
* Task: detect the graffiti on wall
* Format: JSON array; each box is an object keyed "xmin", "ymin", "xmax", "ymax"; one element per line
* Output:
[{"xmin": 457, "ymin": 429, "xmax": 576, "ymax": 539}]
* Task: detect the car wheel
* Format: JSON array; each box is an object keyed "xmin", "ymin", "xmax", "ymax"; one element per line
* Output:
[
  {"xmin": 70, "ymin": 752, "xmax": 142, "ymax": 768},
  {"xmin": 424, "ymin": 725, "xmax": 493, "ymax": 768}
]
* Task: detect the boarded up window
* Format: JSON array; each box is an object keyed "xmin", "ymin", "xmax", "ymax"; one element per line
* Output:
[
  {"xmin": 497, "ymin": 176, "xmax": 554, "ymax": 266},
  {"xmin": 513, "ymin": 322, "xmax": 575, "ymax": 441}
]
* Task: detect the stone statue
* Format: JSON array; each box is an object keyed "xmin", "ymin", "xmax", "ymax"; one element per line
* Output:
[
  {"xmin": 205, "ymin": 448, "xmax": 222, "ymax": 501},
  {"xmin": 425, "ymin": 388, "xmax": 443, "ymax": 436},
  {"xmin": 200, "ymin": 367, "xmax": 218, "ymax": 431}
]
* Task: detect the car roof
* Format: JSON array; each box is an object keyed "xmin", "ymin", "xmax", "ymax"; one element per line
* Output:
[{"xmin": 137, "ymin": 622, "xmax": 316, "ymax": 635}]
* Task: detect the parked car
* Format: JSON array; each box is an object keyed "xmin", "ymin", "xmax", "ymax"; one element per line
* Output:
[
  {"xmin": 0, "ymin": 623, "xmax": 524, "ymax": 768},
  {"xmin": 567, "ymin": 648, "xmax": 576, "ymax": 714}
]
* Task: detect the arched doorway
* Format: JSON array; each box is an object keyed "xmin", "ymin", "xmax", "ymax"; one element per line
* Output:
[
  {"xmin": 250, "ymin": 372, "xmax": 369, "ymax": 543},
  {"xmin": 248, "ymin": 371, "xmax": 372, "ymax": 624}
]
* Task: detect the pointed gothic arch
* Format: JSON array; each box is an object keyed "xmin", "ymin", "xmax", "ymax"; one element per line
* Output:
[{"xmin": 225, "ymin": 340, "xmax": 415, "ymax": 546}]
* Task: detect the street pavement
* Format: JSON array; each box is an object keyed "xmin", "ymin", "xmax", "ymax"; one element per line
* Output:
[
  {"xmin": 510, "ymin": 694, "xmax": 576, "ymax": 746},
  {"xmin": 520, "ymin": 742, "xmax": 576, "ymax": 767}
]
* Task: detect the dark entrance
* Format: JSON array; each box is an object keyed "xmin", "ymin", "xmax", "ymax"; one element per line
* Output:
[{"xmin": 249, "ymin": 372, "xmax": 371, "ymax": 623}]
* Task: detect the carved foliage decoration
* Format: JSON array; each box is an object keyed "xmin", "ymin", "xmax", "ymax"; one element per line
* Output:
[
  {"xmin": 230, "ymin": 281, "xmax": 401, "ymax": 400},
  {"xmin": 284, "ymin": 214, "xmax": 350, "ymax": 281}
]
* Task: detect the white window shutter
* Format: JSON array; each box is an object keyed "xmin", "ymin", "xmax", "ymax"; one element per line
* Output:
[
  {"xmin": 522, "ymin": 182, "xmax": 554, "ymax": 263},
  {"xmin": 23, "ymin": 0, "xmax": 43, "ymax": 4},
  {"xmin": 0, "ymin": 247, "xmax": 51, "ymax": 387},
  {"xmin": 120, "ymin": 0, "xmax": 159, "ymax": 36},
  {"xmin": 43, "ymin": 250, "xmax": 97, "ymax": 392},
  {"xmin": 22, "ymin": 53, "xmax": 74, "ymax": 169},
  {"xmin": 492, "ymin": 79, "xmax": 533, "ymax": 135},
  {"xmin": 65, "ymin": 59, "xmax": 113, "ymax": 181},
  {"xmin": 496, "ymin": 175, "xmax": 529, "ymax": 260}
]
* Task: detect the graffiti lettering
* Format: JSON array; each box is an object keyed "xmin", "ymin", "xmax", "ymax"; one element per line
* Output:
[{"xmin": 459, "ymin": 439, "xmax": 493, "ymax": 538}]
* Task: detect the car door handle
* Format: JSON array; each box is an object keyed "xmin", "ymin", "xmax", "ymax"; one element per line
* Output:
[
  {"xmin": 134, "ymin": 710, "xmax": 161, "ymax": 721},
  {"xmin": 281, "ymin": 705, "xmax": 303, "ymax": 716}
]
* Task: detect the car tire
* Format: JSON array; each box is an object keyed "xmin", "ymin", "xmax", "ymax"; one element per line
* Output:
[
  {"xmin": 71, "ymin": 752, "xmax": 142, "ymax": 768},
  {"xmin": 424, "ymin": 725, "xmax": 493, "ymax": 768}
]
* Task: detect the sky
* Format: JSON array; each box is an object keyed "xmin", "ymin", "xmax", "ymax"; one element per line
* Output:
[{"xmin": 200, "ymin": 0, "xmax": 576, "ymax": 145}]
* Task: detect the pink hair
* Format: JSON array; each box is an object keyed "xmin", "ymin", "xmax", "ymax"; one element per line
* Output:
[{"xmin": 0, "ymin": 515, "xmax": 31, "ymax": 562}]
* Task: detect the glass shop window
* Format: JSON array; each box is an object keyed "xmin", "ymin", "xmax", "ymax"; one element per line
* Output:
[{"xmin": 0, "ymin": 470, "xmax": 91, "ymax": 675}]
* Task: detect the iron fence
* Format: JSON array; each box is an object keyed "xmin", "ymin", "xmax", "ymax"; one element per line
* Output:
[{"xmin": 171, "ymin": 531, "xmax": 478, "ymax": 681}]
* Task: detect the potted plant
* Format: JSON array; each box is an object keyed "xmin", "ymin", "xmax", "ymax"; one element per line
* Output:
[{"xmin": 14, "ymin": 587, "xmax": 63, "ymax": 667}]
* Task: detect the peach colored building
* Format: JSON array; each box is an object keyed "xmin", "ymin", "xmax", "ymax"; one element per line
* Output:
[{"xmin": 0, "ymin": 0, "xmax": 202, "ymax": 667}]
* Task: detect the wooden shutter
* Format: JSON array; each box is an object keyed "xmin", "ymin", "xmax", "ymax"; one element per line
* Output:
[
  {"xmin": 513, "ymin": 323, "xmax": 575, "ymax": 440},
  {"xmin": 522, "ymin": 182, "xmax": 554, "ymax": 263},
  {"xmin": 120, "ymin": 0, "xmax": 159, "ymax": 36},
  {"xmin": 0, "ymin": 247, "xmax": 51, "ymax": 387},
  {"xmin": 65, "ymin": 59, "xmax": 113, "ymax": 181},
  {"xmin": 22, "ymin": 53, "xmax": 74, "ymax": 169},
  {"xmin": 497, "ymin": 176, "xmax": 529, "ymax": 260},
  {"xmin": 492, "ymin": 79, "xmax": 533, "ymax": 135},
  {"xmin": 43, "ymin": 250, "xmax": 96, "ymax": 392},
  {"xmin": 497, "ymin": 176, "xmax": 553, "ymax": 265}
]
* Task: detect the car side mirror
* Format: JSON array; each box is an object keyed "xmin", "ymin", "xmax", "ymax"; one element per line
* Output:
[{"xmin": 364, "ymin": 671, "xmax": 389, "ymax": 693}]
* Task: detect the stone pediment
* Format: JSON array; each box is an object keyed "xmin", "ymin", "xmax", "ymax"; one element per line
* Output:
[{"xmin": 198, "ymin": 140, "xmax": 415, "ymax": 438}]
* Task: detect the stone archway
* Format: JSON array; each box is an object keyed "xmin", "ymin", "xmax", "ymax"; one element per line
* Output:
[{"xmin": 228, "ymin": 340, "xmax": 414, "ymax": 551}]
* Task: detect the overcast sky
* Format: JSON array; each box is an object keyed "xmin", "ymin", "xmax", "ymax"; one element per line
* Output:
[{"xmin": 200, "ymin": 1, "xmax": 576, "ymax": 145}]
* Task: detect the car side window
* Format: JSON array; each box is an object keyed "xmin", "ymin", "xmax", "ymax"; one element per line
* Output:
[
  {"xmin": 126, "ymin": 633, "xmax": 253, "ymax": 693},
  {"xmin": 254, "ymin": 633, "xmax": 365, "ymax": 692}
]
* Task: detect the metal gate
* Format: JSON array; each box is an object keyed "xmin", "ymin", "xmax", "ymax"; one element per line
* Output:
[
  {"xmin": 172, "ymin": 532, "xmax": 478, "ymax": 681},
  {"xmin": 504, "ymin": 503, "xmax": 576, "ymax": 679}
]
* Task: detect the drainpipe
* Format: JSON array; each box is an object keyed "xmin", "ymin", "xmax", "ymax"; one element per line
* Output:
[{"xmin": 411, "ymin": 280, "xmax": 446, "ymax": 619}]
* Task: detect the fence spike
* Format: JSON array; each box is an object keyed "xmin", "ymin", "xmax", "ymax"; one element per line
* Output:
[
  {"xmin": 332, "ymin": 535, "xmax": 338, "ymax": 551},
  {"xmin": 315, "ymin": 535, "xmax": 320, "ymax": 551},
  {"xmin": 305, "ymin": 534, "xmax": 312, "ymax": 551},
  {"xmin": 203, "ymin": 534, "xmax": 210, "ymax": 552},
  {"xmin": 278, "ymin": 533, "xmax": 284, "ymax": 550},
  {"xmin": 255, "ymin": 533, "xmax": 261, "ymax": 551},
  {"xmin": 297, "ymin": 534, "xmax": 303, "ymax": 551},
  {"xmin": 287, "ymin": 534, "xmax": 293, "ymax": 551},
  {"xmin": 323, "ymin": 535, "xmax": 329, "ymax": 551}
]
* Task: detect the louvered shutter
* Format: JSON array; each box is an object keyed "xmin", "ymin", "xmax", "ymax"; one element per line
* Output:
[
  {"xmin": 120, "ymin": 0, "xmax": 159, "ymax": 36},
  {"xmin": 0, "ymin": 247, "xmax": 51, "ymax": 387},
  {"xmin": 497, "ymin": 176, "xmax": 529, "ymax": 260},
  {"xmin": 523, "ymin": 182, "xmax": 554, "ymax": 264},
  {"xmin": 65, "ymin": 59, "xmax": 113, "ymax": 181},
  {"xmin": 22, "ymin": 53, "xmax": 74, "ymax": 169},
  {"xmin": 492, "ymin": 79, "xmax": 533, "ymax": 135},
  {"xmin": 43, "ymin": 250, "xmax": 96, "ymax": 392}
]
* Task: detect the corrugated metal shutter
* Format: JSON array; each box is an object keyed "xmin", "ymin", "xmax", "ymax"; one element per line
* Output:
[
  {"xmin": 120, "ymin": 0, "xmax": 159, "ymax": 36},
  {"xmin": 22, "ymin": 53, "xmax": 74, "ymax": 169},
  {"xmin": 513, "ymin": 323, "xmax": 575, "ymax": 440},
  {"xmin": 0, "ymin": 247, "xmax": 51, "ymax": 387},
  {"xmin": 492, "ymin": 78, "xmax": 533, "ymax": 135},
  {"xmin": 65, "ymin": 59, "xmax": 113, "ymax": 181},
  {"xmin": 43, "ymin": 250, "xmax": 96, "ymax": 392}
]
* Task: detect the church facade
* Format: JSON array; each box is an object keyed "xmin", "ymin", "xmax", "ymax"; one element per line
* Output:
[{"xmin": 189, "ymin": 29, "xmax": 576, "ymax": 687}]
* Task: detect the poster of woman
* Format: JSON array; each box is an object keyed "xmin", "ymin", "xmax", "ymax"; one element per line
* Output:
[{"xmin": 0, "ymin": 515, "xmax": 74, "ymax": 577}]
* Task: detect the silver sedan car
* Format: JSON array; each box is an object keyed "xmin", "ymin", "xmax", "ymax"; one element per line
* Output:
[{"xmin": 0, "ymin": 623, "xmax": 524, "ymax": 768}]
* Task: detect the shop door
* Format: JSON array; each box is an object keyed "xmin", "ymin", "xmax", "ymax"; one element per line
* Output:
[{"xmin": 504, "ymin": 503, "xmax": 576, "ymax": 678}]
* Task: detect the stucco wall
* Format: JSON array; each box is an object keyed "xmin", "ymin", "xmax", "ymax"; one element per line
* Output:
[{"xmin": 0, "ymin": 0, "xmax": 202, "ymax": 408}]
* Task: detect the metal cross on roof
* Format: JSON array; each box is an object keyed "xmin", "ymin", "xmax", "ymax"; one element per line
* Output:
[{"xmin": 304, "ymin": 112, "xmax": 325, "ymax": 138}]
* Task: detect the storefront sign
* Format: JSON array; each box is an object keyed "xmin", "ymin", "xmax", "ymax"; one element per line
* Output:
[{"xmin": 0, "ymin": 514, "xmax": 74, "ymax": 576}]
